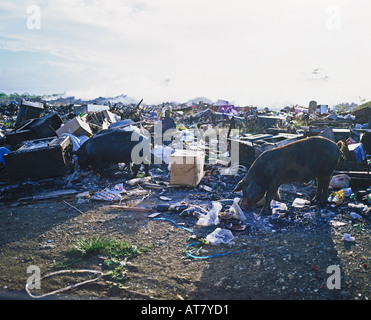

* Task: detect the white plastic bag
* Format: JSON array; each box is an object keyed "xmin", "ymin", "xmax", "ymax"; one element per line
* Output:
[
  {"xmin": 229, "ymin": 198, "xmax": 247, "ymax": 222},
  {"xmin": 151, "ymin": 145, "xmax": 174, "ymax": 164},
  {"xmin": 60, "ymin": 133, "xmax": 89, "ymax": 151},
  {"xmin": 206, "ymin": 228, "xmax": 235, "ymax": 245},
  {"xmin": 270, "ymin": 200, "xmax": 288, "ymax": 211},
  {"xmin": 330, "ymin": 174, "xmax": 350, "ymax": 189},
  {"xmin": 292, "ymin": 198, "xmax": 310, "ymax": 208},
  {"xmin": 196, "ymin": 202, "xmax": 222, "ymax": 227}
]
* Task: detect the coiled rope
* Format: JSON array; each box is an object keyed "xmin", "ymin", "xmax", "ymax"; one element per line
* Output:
[{"xmin": 25, "ymin": 269, "xmax": 104, "ymax": 299}]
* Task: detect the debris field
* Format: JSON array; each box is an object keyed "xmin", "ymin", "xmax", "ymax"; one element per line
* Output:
[{"xmin": 0, "ymin": 95, "xmax": 370, "ymax": 300}]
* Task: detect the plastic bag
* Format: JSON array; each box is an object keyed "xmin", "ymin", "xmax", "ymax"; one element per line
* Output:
[
  {"xmin": 0, "ymin": 147, "xmax": 10, "ymax": 165},
  {"xmin": 330, "ymin": 174, "xmax": 350, "ymax": 189},
  {"xmin": 343, "ymin": 233, "xmax": 355, "ymax": 242},
  {"xmin": 228, "ymin": 198, "xmax": 247, "ymax": 222},
  {"xmin": 270, "ymin": 200, "xmax": 288, "ymax": 213},
  {"xmin": 205, "ymin": 228, "xmax": 235, "ymax": 245},
  {"xmin": 151, "ymin": 145, "xmax": 174, "ymax": 164},
  {"xmin": 60, "ymin": 133, "xmax": 89, "ymax": 151},
  {"xmin": 292, "ymin": 198, "xmax": 310, "ymax": 208},
  {"xmin": 196, "ymin": 202, "xmax": 222, "ymax": 227}
]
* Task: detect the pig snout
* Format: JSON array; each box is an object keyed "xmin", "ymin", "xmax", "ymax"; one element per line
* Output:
[
  {"xmin": 233, "ymin": 176, "xmax": 267, "ymax": 212},
  {"xmin": 239, "ymin": 192, "xmax": 250, "ymax": 209},
  {"xmin": 232, "ymin": 180, "xmax": 248, "ymax": 208}
]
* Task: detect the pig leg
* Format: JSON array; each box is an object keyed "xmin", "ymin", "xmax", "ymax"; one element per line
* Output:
[
  {"xmin": 132, "ymin": 164, "xmax": 140, "ymax": 178},
  {"xmin": 125, "ymin": 162, "xmax": 132, "ymax": 175},
  {"xmin": 313, "ymin": 175, "xmax": 331, "ymax": 205},
  {"xmin": 273, "ymin": 189, "xmax": 281, "ymax": 201},
  {"xmin": 312, "ymin": 177, "xmax": 323, "ymax": 203},
  {"xmin": 92, "ymin": 157, "xmax": 105, "ymax": 175},
  {"xmin": 262, "ymin": 184, "xmax": 280, "ymax": 215},
  {"xmin": 144, "ymin": 163, "xmax": 150, "ymax": 176},
  {"xmin": 318, "ymin": 175, "xmax": 332, "ymax": 205}
]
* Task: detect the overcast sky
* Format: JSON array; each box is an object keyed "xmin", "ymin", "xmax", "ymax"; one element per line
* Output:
[{"xmin": 0, "ymin": 0, "xmax": 370, "ymax": 108}]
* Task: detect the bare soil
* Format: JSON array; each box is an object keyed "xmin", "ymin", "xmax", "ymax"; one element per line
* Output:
[{"xmin": 0, "ymin": 166, "xmax": 370, "ymax": 302}]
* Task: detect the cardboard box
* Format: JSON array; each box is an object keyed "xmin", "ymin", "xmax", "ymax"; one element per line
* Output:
[
  {"xmin": 347, "ymin": 143, "xmax": 366, "ymax": 162},
  {"xmin": 170, "ymin": 149, "xmax": 205, "ymax": 187},
  {"xmin": 4, "ymin": 136, "xmax": 72, "ymax": 180},
  {"xmin": 56, "ymin": 117, "xmax": 93, "ymax": 138}
]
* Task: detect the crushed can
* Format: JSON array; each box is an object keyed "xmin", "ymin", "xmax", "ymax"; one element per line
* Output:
[{"xmin": 328, "ymin": 190, "xmax": 344, "ymax": 208}]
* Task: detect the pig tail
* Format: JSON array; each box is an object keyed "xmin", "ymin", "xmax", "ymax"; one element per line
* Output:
[{"xmin": 336, "ymin": 140, "xmax": 347, "ymax": 160}]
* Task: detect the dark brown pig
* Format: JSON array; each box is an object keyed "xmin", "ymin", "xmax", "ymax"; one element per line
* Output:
[{"xmin": 233, "ymin": 136, "xmax": 342, "ymax": 214}]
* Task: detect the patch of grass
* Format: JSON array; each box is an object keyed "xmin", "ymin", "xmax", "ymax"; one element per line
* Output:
[
  {"xmin": 65, "ymin": 236, "xmax": 149, "ymax": 282},
  {"xmin": 107, "ymin": 240, "xmax": 142, "ymax": 260},
  {"xmin": 70, "ymin": 237, "xmax": 113, "ymax": 255}
]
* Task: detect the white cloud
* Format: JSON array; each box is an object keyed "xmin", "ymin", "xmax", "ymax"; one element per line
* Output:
[{"xmin": 0, "ymin": 0, "xmax": 370, "ymax": 106}]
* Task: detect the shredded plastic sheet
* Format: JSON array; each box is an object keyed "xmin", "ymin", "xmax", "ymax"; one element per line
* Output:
[
  {"xmin": 92, "ymin": 191, "xmax": 122, "ymax": 201},
  {"xmin": 91, "ymin": 183, "xmax": 126, "ymax": 201}
]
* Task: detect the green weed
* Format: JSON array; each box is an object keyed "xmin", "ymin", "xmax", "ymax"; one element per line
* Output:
[
  {"xmin": 66, "ymin": 236, "xmax": 149, "ymax": 283},
  {"xmin": 70, "ymin": 236, "xmax": 113, "ymax": 255}
]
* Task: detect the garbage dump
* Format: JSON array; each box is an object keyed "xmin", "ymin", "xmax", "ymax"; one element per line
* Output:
[
  {"xmin": 0, "ymin": 93, "xmax": 370, "ymax": 300},
  {"xmin": 1, "ymin": 94, "xmax": 371, "ymax": 221}
]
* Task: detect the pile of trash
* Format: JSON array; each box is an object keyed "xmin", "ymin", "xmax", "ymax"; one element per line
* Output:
[{"xmin": 0, "ymin": 95, "xmax": 370, "ymax": 244}]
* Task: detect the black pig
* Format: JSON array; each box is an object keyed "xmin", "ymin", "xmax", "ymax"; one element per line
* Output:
[
  {"xmin": 233, "ymin": 136, "xmax": 342, "ymax": 214},
  {"xmin": 76, "ymin": 128, "xmax": 151, "ymax": 177}
]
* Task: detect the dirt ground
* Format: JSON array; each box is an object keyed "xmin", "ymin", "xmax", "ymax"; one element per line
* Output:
[{"xmin": 0, "ymin": 165, "xmax": 370, "ymax": 302}]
